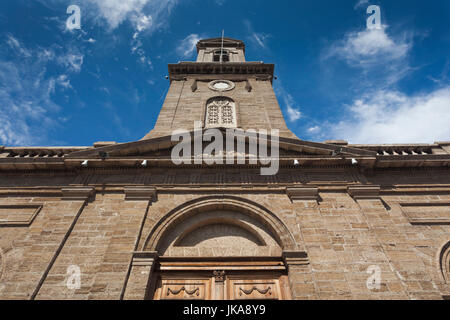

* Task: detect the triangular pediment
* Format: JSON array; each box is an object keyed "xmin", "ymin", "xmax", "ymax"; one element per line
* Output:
[{"xmin": 66, "ymin": 130, "xmax": 376, "ymax": 160}]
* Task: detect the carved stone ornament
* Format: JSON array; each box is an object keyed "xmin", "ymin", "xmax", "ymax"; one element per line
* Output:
[{"xmin": 213, "ymin": 270, "xmax": 226, "ymax": 282}]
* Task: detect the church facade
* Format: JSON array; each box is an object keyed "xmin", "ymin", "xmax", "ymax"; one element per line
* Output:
[{"xmin": 0, "ymin": 38, "xmax": 449, "ymax": 300}]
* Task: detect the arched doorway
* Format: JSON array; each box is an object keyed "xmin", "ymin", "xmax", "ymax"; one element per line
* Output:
[{"xmin": 142, "ymin": 197, "xmax": 299, "ymax": 300}]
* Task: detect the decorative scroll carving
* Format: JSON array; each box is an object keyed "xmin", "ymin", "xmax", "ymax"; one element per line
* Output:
[
  {"xmin": 167, "ymin": 286, "xmax": 200, "ymax": 297},
  {"xmin": 239, "ymin": 286, "xmax": 272, "ymax": 296}
]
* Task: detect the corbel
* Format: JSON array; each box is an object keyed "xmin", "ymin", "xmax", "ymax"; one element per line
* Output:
[
  {"xmin": 61, "ymin": 187, "xmax": 95, "ymax": 201},
  {"xmin": 347, "ymin": 185, "xmax": 380, "ymax": 200},
  {"xmin": 286, "ymin": 187, "xmax": 319, "ymax": 203}
]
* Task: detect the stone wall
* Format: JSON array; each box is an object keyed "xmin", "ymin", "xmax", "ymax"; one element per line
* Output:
[{"xmin": 0, "ymin": 169, "xmax": 449, "ymax": 300}]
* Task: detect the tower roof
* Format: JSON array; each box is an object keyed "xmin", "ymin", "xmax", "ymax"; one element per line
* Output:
[{"xmin": 196, "ymin": 37, "xmax": 245, "ymax": 53}]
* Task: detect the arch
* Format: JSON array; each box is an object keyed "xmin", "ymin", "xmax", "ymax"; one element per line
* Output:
[
  {"xmin": 173, "ymin": 217, "xmax": 267, "ymax": 247},
  {"xmin": 142, "ymin": 196, "xmax": 297, "ymax": 253},
  {"xmin": 438, "ymin": 240, "xmax": 450, "ymax": 283}
]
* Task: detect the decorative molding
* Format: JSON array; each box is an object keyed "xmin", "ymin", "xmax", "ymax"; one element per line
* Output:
[
  {"xmin": 213, "ymin": 270, "xmax": 225, "ymax": 282},
  {"xmin": 132, "ymin": 251, "xmax": 159, "ymax": 266},
  {"xmin": 239, "ymin": 286, "xmax": 272, "ymax": 296},
  {"xmin": 286, "ymin": 187, "xmax": 318, "ymax": 202},
  {"xmin": 61, "ymin": 187, "xmax": 95, "ymax": 201},
  {"xmin": 124, "ymin": 186, "xmax": 157, "ymax": 201},
  {"xmin": 167, "ymin": 286, "xmax": 200, "ymax": 297},
  {"xmin": 168, "ymin": 62, "xmax": 275, "ymax": 83},
  {"xmin": 347, "ymin": 185, "xmax": 380, "ymax": 199},
  {"xmin": 399, "ymin": 202, "xmax": 450, "ymax": 225},
  {"xmin": 208, "ymin": 80, "xmax": 235, "ymax": 92},
  {"xmin": 282, "ymin": 250, "xmax": 309, "ymax": 266},
  {"xmin": 0, "ymin": 204, "xmax": 42, "ymax": 227}
]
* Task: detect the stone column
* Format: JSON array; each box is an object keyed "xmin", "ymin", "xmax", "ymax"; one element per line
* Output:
[{"xmin": 123, "ymin": 252, "xmax": 158, "ymax": 300}]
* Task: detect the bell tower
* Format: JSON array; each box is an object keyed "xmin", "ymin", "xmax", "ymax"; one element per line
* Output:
[{"xmin": 143, "ymin": 37, "xmax": 297, "ymax": 140}]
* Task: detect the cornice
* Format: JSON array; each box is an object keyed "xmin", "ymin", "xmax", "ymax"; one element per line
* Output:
[{"xmin": 168, "ymin": 62, "xmax": 275, "ymax": 82}]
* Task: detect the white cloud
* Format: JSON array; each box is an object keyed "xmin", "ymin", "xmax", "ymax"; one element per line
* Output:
[
  {"xmin": 244, "ymin": 20, "xmax": 271, "ymax": 49},
  {"xmin": 286, "ymin": 104, "xmax": 302, "ymax": 122},
  {"xmin": 176, "ymin": 34, "xmax": 201, "ymax": 58},
  {"xmin": 354, "ymin": 0, "xmax": 369, "ymax": 9},
  {"xmin": 135, "ymin": 14, "xmax": 152, "ymax": 32},
  {"xmin": 325, "ymin": 26, "xmax": 411, "ymax": 69},
  {"xmin": 57, "ymin": 53, "xmax": 84, "ymax": 73},
  {"xmin": 0, "ymin": 61, "xmax": 57, "ymax": 145},
  {"xmin": 328, "ymin": 87, "xmax": 450, "ymax": 144},
  {"xmin": 313, "ymin": 23, "xmax": 447, "ymax": 144},
  {"xmin": 308, "ymin": 126, "xmax": 321, "ymax": 134},
  {"xmin": 56, "ymin": 74, "xmax": 72, "ymax": 89},
  {"xmin": 0, "ymin": 36, "xmax": 81, "ymax": 146},
  {"xmin": 6, "ymin": 35, "xmax": 31, "ymax": 57},
  {"xmin": 275, "ymin": 82, "xmax": 302, "ymax": 123},
  {"xmin": 81, "ymin": 0, "xmax": 177, "ymax": 31}
]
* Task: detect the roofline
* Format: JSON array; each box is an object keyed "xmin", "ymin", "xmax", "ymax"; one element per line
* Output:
[{"xmin": 196, "ymin": 38, "xmax": 245, "ymax": 53}]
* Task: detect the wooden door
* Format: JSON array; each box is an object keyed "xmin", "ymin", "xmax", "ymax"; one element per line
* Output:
[{"xmin": 152, "ymin": 271, "xmax": 290, "ymax": 300}]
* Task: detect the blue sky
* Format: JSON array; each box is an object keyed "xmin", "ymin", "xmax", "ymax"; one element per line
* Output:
[{"xmin": 0, "ymin": 0, "xmax": 449, "ymax": 147}]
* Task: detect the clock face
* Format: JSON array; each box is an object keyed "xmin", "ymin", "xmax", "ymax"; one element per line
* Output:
[{"xmin": 209, "ymin": 80, "xmax": 235, "ymax": 91}]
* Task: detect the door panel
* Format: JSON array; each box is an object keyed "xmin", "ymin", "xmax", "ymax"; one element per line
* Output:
[
  {"xmin": 152, "ymin": 271, "xmax": 289, "ymax": 300},
  {"xmin": 228, "ymin": 279, "xmax": 280, "ymax": 300},
  {"xmin": 154, "ymin": 277, "xmax": 213, "ymax": 300}
]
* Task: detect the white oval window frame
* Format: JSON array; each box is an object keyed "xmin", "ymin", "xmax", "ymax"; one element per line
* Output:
[{"xmin": 208, "ymin": 80, "xmax": 235, "ymax": 92}]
